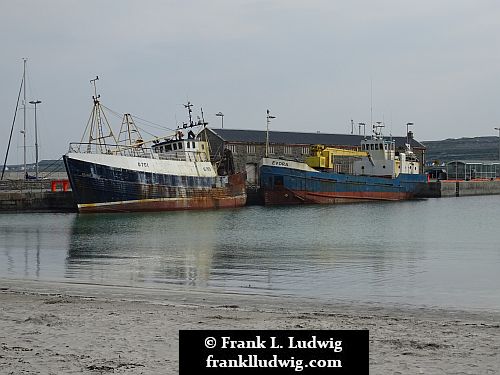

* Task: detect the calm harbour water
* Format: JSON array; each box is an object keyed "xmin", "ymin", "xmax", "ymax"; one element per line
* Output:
[{"xmin": 1, "ymin": 195, "xmax": 499, "ymax": 311}]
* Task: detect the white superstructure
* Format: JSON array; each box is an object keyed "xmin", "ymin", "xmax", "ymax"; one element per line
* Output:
[{"xmin": 355, "ymin": 137, "xmax": 420, "ymax": 177}]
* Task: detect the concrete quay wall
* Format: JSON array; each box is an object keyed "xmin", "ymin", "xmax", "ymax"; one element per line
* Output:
[
  {"xmin": 0, "ymin": 191, "xmax": 76, "ymax": 212},
  {"xmin": 436, "ymin": 180, "xmax": 500, "ymax": 197},
  {"xmin": 439, "ymin": 181, "xmax": 458, "ymax": 197}
]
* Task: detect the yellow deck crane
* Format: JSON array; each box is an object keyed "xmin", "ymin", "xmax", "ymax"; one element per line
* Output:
[{"xmin": 305, "ymin": 145, "xmax": 368, "ymax": 173}]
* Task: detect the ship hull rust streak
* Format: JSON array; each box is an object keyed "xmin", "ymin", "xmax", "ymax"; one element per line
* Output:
[{"xmin": 64, "ymin": 155, "xmax": 246, "ymax": 213}]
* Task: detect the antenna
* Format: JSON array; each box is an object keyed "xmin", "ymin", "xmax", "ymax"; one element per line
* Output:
[
  {"xmin": 350, "ymin": 119, "xmax": 354, "ymax": 135},
  {"xmin": 406, "ymin": 122, "xmax": 414, "ymax": 146},
  {"xmin": 90, "ymin": 76, "xmax": 100, "ymax": 102},
  {"xmin": 184, "ymin": 101, "xmax": 193, "ymax": 126},
  {"xmin": 370, "ymin": 77, "xmax": 373, "ymax": 133},
  {"xmin": 200, "ymin": 107, "xmax": 211, "ymax": 154},
  {"xmin": 200, "ymin": 107, "xmax": 208, "ymax": 127}
]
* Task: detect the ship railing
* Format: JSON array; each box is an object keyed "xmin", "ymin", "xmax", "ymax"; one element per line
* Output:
[
  {"xmin": 157, "ymin": 152, "xmax": 209, "ymax": 162},
  {"xmin": 68, "ymin": 143, "xmax": 211, "ymax": 163},
  {"xmin": 68, "ymin": 143, "xmax": 155, "ymax": 159}
]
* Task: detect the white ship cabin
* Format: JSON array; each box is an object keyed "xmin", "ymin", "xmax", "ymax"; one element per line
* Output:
[
  {"xmin": 152, "ymin": 137, "xmax": 210, "ymax": 162},
  {"xmin": 360, "ymin": 138, "xmax": 396, "ymax": 161},
  {"xmin": 354, "ymin": 138, "xmax": 420, "ymax": 177}
]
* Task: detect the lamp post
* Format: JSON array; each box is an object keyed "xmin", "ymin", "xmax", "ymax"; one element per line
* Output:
[
  {"xmin": 406, "ymin": 122, "xmax": 414, "ymax": 145},
  {"xmin": 495, "ymin": 127, "xmax": 500, "ymax": 160},
  {"xmin": 215, "ymin": 112, "xmax": 224, "ymax": 128},
  {"xmin": 266, "ymin": 110, "xmax": 276, "ymax": 157},
  {"xmin": 29, "ymin": 100, "xmax": 42, "ymax": 179}
]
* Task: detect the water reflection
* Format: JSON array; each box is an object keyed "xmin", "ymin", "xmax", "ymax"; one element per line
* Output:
[
  {"xmin": 1, "ymin": 196, "xmax": 500, "ymax": 310},
  {"xmin": 66, "ymin": 212, "xmax": 219, "ymax": 288},
  {"xmin": 0, "ymin": 213, "xmax": 72, "ymax": 280}
]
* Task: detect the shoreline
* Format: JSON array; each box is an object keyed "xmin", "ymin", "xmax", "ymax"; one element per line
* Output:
[
  {"xmin": 1, "ymin": 277, "xmax": 499, "ymax": 318},
  {"xmin": 1, "ymin": 279, "xmax": 499, "ymax": 374}
]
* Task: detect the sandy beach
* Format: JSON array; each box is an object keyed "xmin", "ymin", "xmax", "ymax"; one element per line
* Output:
[{"xmin": 0, "ymin": 278, "xmax": 499, "ymax": 374}]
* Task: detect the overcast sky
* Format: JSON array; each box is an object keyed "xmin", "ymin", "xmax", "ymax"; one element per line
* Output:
[{"xmin": 1, "ymin": 0, "xmax": 500, "ymax": 163}]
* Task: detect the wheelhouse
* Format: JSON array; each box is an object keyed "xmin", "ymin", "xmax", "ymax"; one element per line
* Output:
[
  {"xmin": 152, "ymin": 138, "xmax": 210, "ymax": 161},
  {"xmin": 360, "ymin": 138, "xmax": 396, "ymax": 161}
]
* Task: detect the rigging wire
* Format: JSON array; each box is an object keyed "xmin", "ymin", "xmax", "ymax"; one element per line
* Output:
[
  {"xmin": 100, "ymin": 104, "xmax": 176, "ymax": 132},
  {"xmin": 131, "ymin": 114, "xmax": 176, "ymax": 132},
  {"xmin": 37, "ymin": 156, "xmax": 63, "ymax": 178},
  {"xmin": 1, "ymin": 75, "xmax": 24, "ymax": 180},
  {"xmin": 98, "ymin": 103, "xmax": 182, "ymax": 141},
  {"xmin": 134, "ymin": 126, "xmax": 159, "ymax": 139}
]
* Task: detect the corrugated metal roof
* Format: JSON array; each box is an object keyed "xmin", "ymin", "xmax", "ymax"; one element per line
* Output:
[
  {"xmin": 446, "ymin": 160, "xmax": 500, "ymax": 165},
  {"xmin": 208, "ymin": 128, "xmax": 425, "ymax": 149}
]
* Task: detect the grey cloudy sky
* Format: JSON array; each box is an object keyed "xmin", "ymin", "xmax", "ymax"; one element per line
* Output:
[{"xmin": 1, "ymin": 0, "xmax": 500, "ymax": 162}]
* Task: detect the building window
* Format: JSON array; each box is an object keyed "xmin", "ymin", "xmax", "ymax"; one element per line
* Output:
[
  {"xmin": 228, "ymin": 144, "xmax": 237, "ymax": 154},
  {"xmin": 284, "ymin": 146, "xmax": 293, "ymax": 155},
  {"xmin": 302, "ymin": 146, "xmax": 309, "ymax": 155},
  {"xmin": 247, "ymin": 145, "xmax": 256, "ymax": 154},
  {"xmin": 268, "ymin": 146, "xmax": 275, "ymax": 154}
]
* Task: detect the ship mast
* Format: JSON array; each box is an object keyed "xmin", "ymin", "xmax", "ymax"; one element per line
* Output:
[
  {"xmin": 184, "ymin": 101, "xmax": 194, "ymax": 127},
  {"xmin": 22, "ymin": 58, "xmax": 27, "ymax": 178},
  {"xmin": 80, "ymin": 76, "xmax": 118, "ymax": 154},
  {"xmin": 117, "ymin": 113, "xmax": 145, "ymax": 156},
  {"xmin": 200, "ymin": 107, "xmax": 212, "ymax": 155},
  {"xmin": 373, "ymin": 121, "xmax": 384, "ymax": 139}
]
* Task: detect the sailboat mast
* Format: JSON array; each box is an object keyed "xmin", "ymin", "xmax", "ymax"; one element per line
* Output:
[
  {"xmin": 0, "ymin": 67, "xmax": 24, "ymax": 180},
  {"xmin": 23, "ymin": 58, "xmax": 27, "ymax": 179}
]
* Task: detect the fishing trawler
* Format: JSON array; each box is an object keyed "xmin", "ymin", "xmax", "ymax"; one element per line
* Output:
[
  {"xmin": 260, "ymin": 123, "xmax": 427, "ymax": 205},
  {"xmin": 63, "ymin": 78, "xmax": 246, "ymax": 212}
]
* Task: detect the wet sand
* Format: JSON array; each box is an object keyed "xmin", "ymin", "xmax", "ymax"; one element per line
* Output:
[{"xmin": 0, "ymin": 279, "xmax": 499, "ymax": 374}]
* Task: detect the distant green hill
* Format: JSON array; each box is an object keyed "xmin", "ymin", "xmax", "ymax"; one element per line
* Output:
[
  {"xmin": 423, "ymin": 136, "xmax": 500, "ymax": 164},
  {"xmin": 1, "ymin": 159, "xmax": 66, "ymax": 172},
  {"xmin": 4, "ymin": 138, "xmax": 499, "ymax": 170}
]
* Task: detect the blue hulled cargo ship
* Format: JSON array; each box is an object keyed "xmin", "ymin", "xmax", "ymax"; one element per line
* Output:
[{"xmin": 260, "ymin": 127, "xmax": 428, "ymax": 205}]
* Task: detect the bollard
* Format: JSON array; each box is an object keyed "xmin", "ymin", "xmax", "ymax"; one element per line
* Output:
[{"xmin": 51, "ymin": 180, "xmax": 70, "ymax": 192}]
